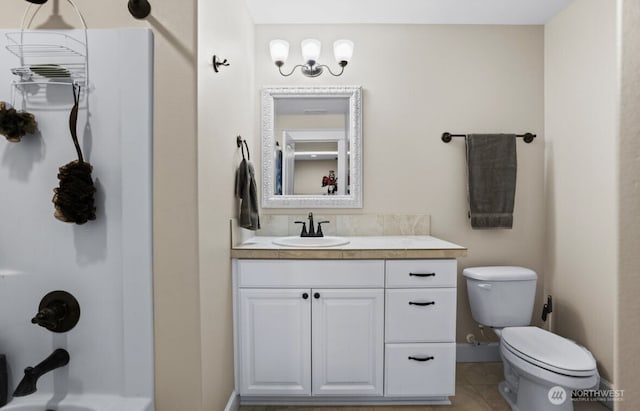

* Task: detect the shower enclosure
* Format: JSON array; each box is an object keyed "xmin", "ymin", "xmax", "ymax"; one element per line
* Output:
[{"xmin": 0, "ymin": 28, "xmax": 154, "ymax": 411}]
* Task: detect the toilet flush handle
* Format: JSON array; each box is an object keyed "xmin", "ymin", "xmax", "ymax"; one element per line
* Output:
[{"xmin": 477, "ymin": 283, "xmax": 492, "ymax": 291}]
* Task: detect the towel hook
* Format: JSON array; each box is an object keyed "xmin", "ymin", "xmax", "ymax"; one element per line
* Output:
[
  {"xmin": 237, "ymin": 135, "xmax": 250, "ymax": 161},
  {"xmin": 213, "ymin": 55, "xmax": 230, "ymax": 72}
]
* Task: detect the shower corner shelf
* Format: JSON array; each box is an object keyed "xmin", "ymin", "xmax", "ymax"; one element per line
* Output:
[{"xmin": 5, "ymin": 31, "xmax": 88, "ymax": 88}]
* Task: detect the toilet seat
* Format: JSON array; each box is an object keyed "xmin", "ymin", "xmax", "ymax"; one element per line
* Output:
[{"xmin": 501, "ymin": 327, "xmax": 597, "ymax": 377}]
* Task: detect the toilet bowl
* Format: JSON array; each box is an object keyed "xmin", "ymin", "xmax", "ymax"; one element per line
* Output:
[{"xmin": 463, "ymin": 267, "xmax": 599, "ymax": 411}]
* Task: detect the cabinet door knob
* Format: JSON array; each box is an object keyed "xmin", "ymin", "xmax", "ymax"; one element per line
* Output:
[
  {"xmin": 409, "ymin": 301, "xmax": 435, "ymax": 306},
  {"xmin": 302, "ymin": 293, "xmax": 309, "ymax": 299},
  {"xmin": 408, "ymin": 356, "xmax": 435, "ymax": 362},
  {"xmin": 314, "ymin": 292, "xmax": 320, "ymax": 299}
]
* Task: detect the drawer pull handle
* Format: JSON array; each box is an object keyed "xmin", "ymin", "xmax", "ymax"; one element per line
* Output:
[
  {"xmin": 409, "ymin": 301, "xmax": 435, "ymax": 306},
  {"xmin": 409, "ymin": 272, "xmax": 436, "ymax": 277},
  {"xmin": 408, "ymin": 356, "xmax": 435, "ymax": 362},
  {"xmin": 302, "ymin": 293, "xmax": 309, "ymax": 300}
]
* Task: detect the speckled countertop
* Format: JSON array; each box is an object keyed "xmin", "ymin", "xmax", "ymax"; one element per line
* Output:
[{"xmin": 231, "ymin": 235, "xmax": 467, "ymax": 259}]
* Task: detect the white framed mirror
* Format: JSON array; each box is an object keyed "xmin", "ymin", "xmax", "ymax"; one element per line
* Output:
[{"xmin": 261, "ymin": 86, "xmax": 362, "ymax": 208}]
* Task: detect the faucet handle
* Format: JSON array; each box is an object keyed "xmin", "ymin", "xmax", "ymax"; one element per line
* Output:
[
  {"xmin": 31, "ymin": 291, "xmax": 80, "ymax": 333},
  {"xmin": 316, "ymin": 221, "xmax": 330, "ymax": 237},
  {"xmin": 31, "ymin": 310, "xmax": 60, "ymax": 330},
  {"xmin": 294, "ymin": 221, "xmax": 308, "ymax": 237}
]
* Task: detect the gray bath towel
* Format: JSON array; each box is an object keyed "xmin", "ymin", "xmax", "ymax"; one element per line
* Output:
[
  {"xmin": 465, "ymin": 134, "xmax": 517, "ymax": 229},
  {"xmin": 235, "ymin": 158, "xmax": 261, "ymax": 230}
]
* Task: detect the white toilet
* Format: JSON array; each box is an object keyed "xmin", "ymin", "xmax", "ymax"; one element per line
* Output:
[{"xmin": 463, "ymin": 266, "xmax": 599, "ymax": 411}]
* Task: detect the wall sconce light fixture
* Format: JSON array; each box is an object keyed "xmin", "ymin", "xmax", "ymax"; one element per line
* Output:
[{"xmin": 269, "ymin": 38, "xmax": 354, "ymax": 77}]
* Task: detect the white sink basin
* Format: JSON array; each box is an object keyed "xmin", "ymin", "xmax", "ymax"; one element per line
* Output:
[{"xmin": 272, "ymin": 236, "xmax": 350, "ymax": 248}]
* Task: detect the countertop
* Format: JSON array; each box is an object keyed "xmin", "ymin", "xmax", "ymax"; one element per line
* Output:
[{"xmin": 231, "ymin": 235, "xmax": 467, "ymax": 259}]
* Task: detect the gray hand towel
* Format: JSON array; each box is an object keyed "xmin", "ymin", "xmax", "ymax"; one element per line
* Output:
[
  {"xmin": 235, "ymin": 158, "xmax": 261, "ymax": 230},
  {"xmin": 465, "ymin": 134, "xmax": 517, "ymax": 229}
]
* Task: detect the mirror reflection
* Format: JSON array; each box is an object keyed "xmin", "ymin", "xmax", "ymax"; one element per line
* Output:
[{"xmin": 262, "ymin": 86, "xmax": 362, "ymax": 208}]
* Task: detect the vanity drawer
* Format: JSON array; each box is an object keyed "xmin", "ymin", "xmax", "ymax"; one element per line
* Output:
[
  {"xmin": 236, "ymin": 259, "xmax": 385, "ymax": 288},
  {"xmin": 385, "ymin": 260, "xmax": 457, "ymax": 288},
  {"xmin": 385, "ymin": 343, "xmax": 455, "ymax": 397},
  {"xmin": 385, "ymin": 289, "xmax": 456, "ymax": 343}
]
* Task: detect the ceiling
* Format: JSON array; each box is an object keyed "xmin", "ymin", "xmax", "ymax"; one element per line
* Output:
[{"xmin": 244, "ymin": 0, "xmax": 574, "ymax": 25}]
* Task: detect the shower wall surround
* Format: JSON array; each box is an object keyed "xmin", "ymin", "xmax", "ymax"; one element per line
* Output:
[{"xmin": 0, "ymin": 29, "xmax": 153, "ymax": 409}]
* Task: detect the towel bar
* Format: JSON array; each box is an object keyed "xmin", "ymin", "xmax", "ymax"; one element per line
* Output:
[{"xmin": 441, "ymin": 132, "xmax": 536, "ymax": 143}]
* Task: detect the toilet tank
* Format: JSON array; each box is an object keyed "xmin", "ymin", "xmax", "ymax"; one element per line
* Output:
[{"xmin": 463, "ymin": 266, "xmax": 537, "ymax": 328}]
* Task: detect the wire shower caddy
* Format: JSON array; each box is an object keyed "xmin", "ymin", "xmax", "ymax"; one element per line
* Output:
[{"xmin": 5, "ymin": 0, "xmax": 88, "ymax": 106}]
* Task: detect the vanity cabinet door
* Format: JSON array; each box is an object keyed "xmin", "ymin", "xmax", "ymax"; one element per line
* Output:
[
  {"xmin": 238, "ymin": 288, "xmax": 311, "ymax": 396},
  {"xmin": 311, "ymin": 289, "xmax": 384, "ymax": 396}
]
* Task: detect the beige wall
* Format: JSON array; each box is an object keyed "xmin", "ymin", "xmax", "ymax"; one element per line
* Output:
[
  {"xmin": 544, "ymin": 0, "xmax": 618, "ymax": 382},
  {"xmin": 0, "ymin": 1, "xmax": 202, "ymax": 410},
  {"xmin": 617, "ymin": 0, "xmax": 640, "ymax": 407},
  {"xmin": 198, "ymin": 0, "xmax": 254, "ymax": 409},
  {"xmin": 255, "ymin": 24, "xmax": 546, "ymax": 344}
]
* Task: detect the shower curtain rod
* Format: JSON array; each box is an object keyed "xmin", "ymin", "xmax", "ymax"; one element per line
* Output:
[{"xmin": 441, "ymin": 132, "xmax": 536, "ymax": 143}]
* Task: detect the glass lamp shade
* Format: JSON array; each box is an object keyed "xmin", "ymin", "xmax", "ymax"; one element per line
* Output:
[
  {"xmin": 269, "ymin": 39, "xmax": 289, "ymax": 64},
  {"xmin": 301, "ymin": 39, "xmax": 322, "ymax": 64},
  {"xmin": 333, "ymin": 39, "xmax": 354, "ymax": 64}
]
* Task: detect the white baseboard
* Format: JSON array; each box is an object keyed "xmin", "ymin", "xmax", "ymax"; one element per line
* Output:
[
  {"xmin": 597, "ymin": 378, "xmax": 614, "ymax": 410},
  {"xmin": 224, "ymin": 390, "xmax": 239, "ymax": 411},
  {"xmin": 456, "ymin": 342, "xmax": 501, "ymax": 362}
]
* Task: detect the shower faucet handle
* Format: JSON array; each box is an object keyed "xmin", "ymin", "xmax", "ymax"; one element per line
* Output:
[
  {"xmin": 31, "ymin": 291, "xmax": 80, "ymax": 333},
  {"xmin": 31, "ymin": 308, "xmax": 63, "ymax": 330}
]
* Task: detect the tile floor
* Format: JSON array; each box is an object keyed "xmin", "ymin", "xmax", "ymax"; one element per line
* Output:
[{"xmin": 238, "ymin": 362, "xmax": 609, "ymax": 411}]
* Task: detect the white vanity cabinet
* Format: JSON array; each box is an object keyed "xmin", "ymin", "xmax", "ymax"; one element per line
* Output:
[
  {"xmin": 235, "ymin": 260, "xmax": 385, "ymax": 397},
  {"xmin": 233, "ymin": 257, "xmax": 458, "ymax": 405}
]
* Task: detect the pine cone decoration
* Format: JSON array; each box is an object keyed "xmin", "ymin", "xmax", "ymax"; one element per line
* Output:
[
  {"xmin": 52, "ymin": 160, "xmax": 97, "ymax": 224},
  {"xmin": 0, "ymin": 101, "xmax": 37, "ymax": 142}
]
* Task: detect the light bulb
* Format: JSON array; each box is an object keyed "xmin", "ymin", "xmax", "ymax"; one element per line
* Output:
[
  {"xmin": 301, "ymin": 39, "xmax": 322, "ymax": 65},
  {"xmin": 269, "ymin": 39, "xmax": 289, "ymax": 65},
  {"xmin": 333, "ymin": 39, "xmax": 354, "ymax": 64}
]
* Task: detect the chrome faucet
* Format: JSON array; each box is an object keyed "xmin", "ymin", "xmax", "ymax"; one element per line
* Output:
[
  {"xmin": 13, "ymin": 349, "xmax": 69, "ymax": 397},
  {"xmin": 294, "ymin": 212, "xmax": 330, "ymax": 237}
]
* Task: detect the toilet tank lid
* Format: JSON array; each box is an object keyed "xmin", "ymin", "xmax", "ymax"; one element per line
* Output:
[{"xmin": 462, "ymin": 266, "xmax": 537, "ymax": 281}]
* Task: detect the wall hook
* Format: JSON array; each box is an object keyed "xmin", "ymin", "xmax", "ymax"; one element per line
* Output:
[{"xmin": 213, "ymin": 55, "xmax": 230, "ymax": 73}]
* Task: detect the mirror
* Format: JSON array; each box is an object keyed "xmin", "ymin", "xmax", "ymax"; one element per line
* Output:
[{"xmin": 261, "ymin": 86, "xmax": 362, "ymax": 208}]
